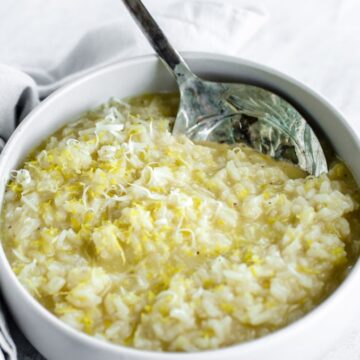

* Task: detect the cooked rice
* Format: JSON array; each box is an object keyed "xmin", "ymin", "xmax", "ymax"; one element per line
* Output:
[{"xmin": 2, "ymin": 93, "xmax": 360, "ymax": 351}]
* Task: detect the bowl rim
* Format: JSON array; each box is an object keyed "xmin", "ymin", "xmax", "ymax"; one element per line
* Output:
[{"xmin": 0, "ymin": 51, "xmax": 360, "ymax": 358}]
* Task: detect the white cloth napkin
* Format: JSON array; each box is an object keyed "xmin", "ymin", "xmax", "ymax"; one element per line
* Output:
[{"xmin": 0, "ymin": 0, "xmax": 266, "ymax": 359}]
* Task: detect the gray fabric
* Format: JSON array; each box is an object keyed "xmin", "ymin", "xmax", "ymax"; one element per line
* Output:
[
  {"xmin": 0, "ymin": 296, "xmax": 17, "ymax": 360},
  {"xmin": 8, "ymin": 320, "xmax": 44, "ymax": 360},
  {"xmin": 0, "ymin": 65, "xmax": 39, "ymax": 151}
]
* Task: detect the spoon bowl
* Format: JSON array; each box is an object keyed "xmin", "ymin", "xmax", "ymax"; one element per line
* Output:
[{"xmin": 123, "ymin": 0, "xmax": 328, "ymax": 176}]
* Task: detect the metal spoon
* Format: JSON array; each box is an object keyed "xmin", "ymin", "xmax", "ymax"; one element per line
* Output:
[{"xmin": 122, "ymin": 0, "xmax": 328, "ymax": 176}]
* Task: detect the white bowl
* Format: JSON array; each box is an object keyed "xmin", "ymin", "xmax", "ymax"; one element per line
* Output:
[{"xmin": 0, "ymin": 53, "xmax": 360, "ymax": 360}]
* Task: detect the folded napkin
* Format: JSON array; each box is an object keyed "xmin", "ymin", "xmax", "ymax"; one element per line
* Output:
[
  {"xmin": 0, "ymin": 0, "xmax": 266, "ymax": 358},
  {"xmin": 0, "ymin": 300, "xmax": 16, "ymax": 360}
]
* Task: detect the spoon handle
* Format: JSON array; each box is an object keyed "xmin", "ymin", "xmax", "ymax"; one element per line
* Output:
[{"xmin": 122, "ymin": 0, "xmax": 194, "ymax": 82}]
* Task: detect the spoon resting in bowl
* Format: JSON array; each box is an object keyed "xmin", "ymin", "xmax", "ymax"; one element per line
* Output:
[{"xmin": 122, "ymin": 0, "xmax": 328, "ymax": 176}]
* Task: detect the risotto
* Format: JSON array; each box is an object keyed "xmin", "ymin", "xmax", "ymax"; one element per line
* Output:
[{"xmin": 1, "ymin": 94, "xmax": 360, "ymax": 351}]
